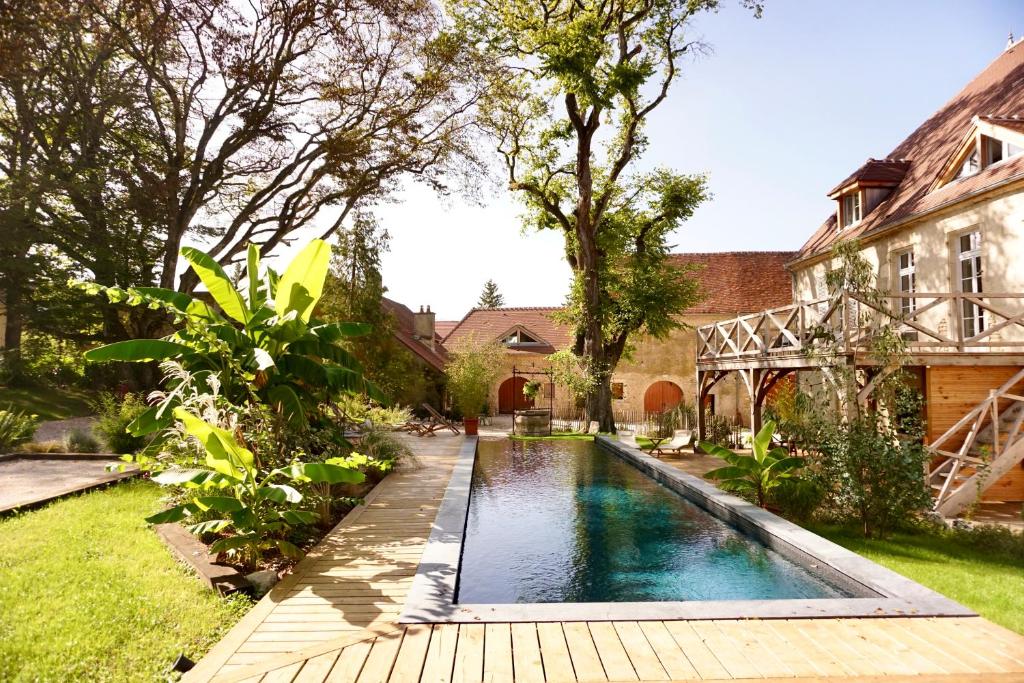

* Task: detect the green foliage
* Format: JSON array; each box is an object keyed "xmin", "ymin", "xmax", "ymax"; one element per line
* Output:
[
  {"xmin": 66, "ymin": 428, "xmax": 101, "ymax": 454},
  {"xmin": 15, "ymin": 332, "xmax": 90, "ymax": 386},
  {"xmin": 92, "ymin": 393, "xmax": 150, "ymax": 455},
  {"xmin": 477, "ymin": 279, "xmax": 505, "ymax": 308},
  {"xmin": 445, "ymin": 335, "xmax": 504, "ymax": 417},
  {"xmin": 0, "ymin": 408, "xmax": 38, "ymax": 451},
  {"xmin": 0, "ymin": 385, "xmax": 93, "ymax": 421},
  {"xmin": 702, "ymin": 421, "xmax": 805, "ymax": 508},
  {"xmin": 147, "ymin": 409, "xmax": 365, "ymax": 567},
  {"xmin": 80, "ymin": 240, "xmax": 380, "ymax": 433},
  {"xmin": 0, "ymin": 481, "xmax": 252, "ymax": 681},
  {"xmin": 523, "ymin": 380, "xmax": 542, "ymax": 401},
  {"xmin": 811, "ymin": 411, "xmax": 932, "ymax": 538},
  {"xmin": 547, "ymin": 349, "xmax": 597, "ymax": 402},
  {"xmin": 769, "ymin": 478, "xmax": 824, "ymax": 522},
  {"xmin": 763, "ymin": 382, "xmax": 821, "ymax": 454},
  {"xmin": 334, "ymin": 394, "xmax": 413, "ymax": 428},
  {"xmin": 352, "ymin": 427, "xmax": 413, "ymax": 474},
  {"xmin": 702, "ymin": 409, "xmax": 732, "ymax": 448}
]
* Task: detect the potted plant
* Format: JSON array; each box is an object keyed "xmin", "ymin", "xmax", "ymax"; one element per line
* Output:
[
  {"xmin": 445, "ymin": 336, "xmax": 502, "ymax": 435},
  {"xmin": 522, "ymin": 380, "xmax": 541, "ymax": 403}
]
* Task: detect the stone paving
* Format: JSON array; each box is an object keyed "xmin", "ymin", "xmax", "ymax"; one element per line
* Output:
[{"xmin": 0, "ymin": 455, "xmax": 137, "ymax": 512}]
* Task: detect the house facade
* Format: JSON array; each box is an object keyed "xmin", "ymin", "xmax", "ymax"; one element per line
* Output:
[
  {"xmin": 440, "ymin": 251, "xmax": 794, "ymax": 426},
  {"xmin": 696, "ymin": 39, "xmax": 1024, "ymax": 516}
]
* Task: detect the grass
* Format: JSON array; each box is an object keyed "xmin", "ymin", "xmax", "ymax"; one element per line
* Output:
[
  {"xmin": 811, "ymin": 523, "xmax": 1024, "ymax": 635},
  {"xmin": 0, "ymin": 480, "xmax": 251, "ymax": 682},
  {"xmin": 0, "ymin": 385, "xmax": 94, "ymax": 421},
  {"xmin": 510, "ymin": 431, "xmax": 597, "ymax": 441}
]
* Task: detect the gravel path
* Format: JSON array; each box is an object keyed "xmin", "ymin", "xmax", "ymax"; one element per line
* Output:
[{"xmin": 32, "ymin": 416, "xmax": 98, "ymax": 444}]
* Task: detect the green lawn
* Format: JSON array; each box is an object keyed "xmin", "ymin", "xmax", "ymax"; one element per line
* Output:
[
  {"xmin": 0, "ymin": 481, "xmax": 251, "ymax": 682},
  {"xmin": 511, "ymin": 431, "xmax": 596, "ymax": 441},
  {"xmin": 811, "ymin": 524, "xmax": 1024, "ymax": 635},
  {"xmin": 0, "ymin": 385, "xmax": 94, "ymax": 420}
]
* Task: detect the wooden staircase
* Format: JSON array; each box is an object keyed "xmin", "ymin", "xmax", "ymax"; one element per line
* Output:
[{"xmin": 928, "ymin": 367, "xmax": 1024, "ymax": 517}]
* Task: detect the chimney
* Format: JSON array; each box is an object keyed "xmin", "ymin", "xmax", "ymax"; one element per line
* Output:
[{"xmin": 413, "ymin": 305, "xmax": 436, "ymax": 350}]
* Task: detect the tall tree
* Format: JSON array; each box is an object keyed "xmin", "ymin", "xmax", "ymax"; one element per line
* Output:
[
  {"xmin": 451, "ymin": 0, "xmax": 755, "ymax": 430},
  {"xmin": 477, "ymin": 279, "xmax": 504, "ymax": 308},
  {"xmin": 92, "ymin": 0, "xmax": 486, "ymax": 293}
]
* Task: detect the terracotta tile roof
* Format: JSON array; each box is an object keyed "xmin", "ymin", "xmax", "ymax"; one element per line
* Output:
[
  {"xmin": 668, "ymin": 252, "xmax": 796, "ymax": 314},
  {"xmin": 442, "ymin": 307, "xmax": 573, "ymax": 352},
  {"xmin": 827, "ymin": 158, "xmax": 911, "ymax": 196},
  {"xmin": 435, "ymin": 321, "xmax": 459, "ymax": 338},
  {"xmin": 381, "ymin": 297, "xmax": 448, "ymax": 372},
  {"xmin": 797, "ymin": 42, "xmax": 1024, "ymax": 262}
]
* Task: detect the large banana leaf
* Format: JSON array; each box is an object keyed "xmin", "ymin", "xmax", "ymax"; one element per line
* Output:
[
  {"xmin": 181, "ymin": 247, "xmax": 251, "ymax": 325},
  {"xmin": 275, "ymin": 239, "xmax": 330, "ymax": 322},
  {"xmin": 266, "ymin": 384, "xmax": 306, "ymax": 427},
  {"xmin": 84, "ymin": 339, "xmax": 192, "ymax": 362},
  {"xmin": 173, "ymin": 408, "xmax": 254, "ymax": 479}
]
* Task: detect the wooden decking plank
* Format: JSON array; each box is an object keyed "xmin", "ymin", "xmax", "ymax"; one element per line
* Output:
[
  {"xmin": 611, "ymin": 622, "xmax": 668, "ymax": 681},
  {"xmin": 561, "ymin": 622, "xmax": 607, "ymax": 683},
  {"xmin": 742, "ymin": 619, "xmax": 819, "ymax": 678},
  {"xmin": 483, "ymin": 623, "xmax": 515, "ymax": 683},
  {"xmin": 536, "ymin": 622, "xmax": 576, "ymax": 683},
  {"xmin": 713, "ymin": 619, "xmax": 793, "ymax": 678},
  {"xmin": 355, "ymin": 629, "xmax": 405, "ymax": 683},
  {"xmin": 510, "ymin": 623, "xmax": 545, "ymax": 683},
  {"xmin": 326, "ymin": 640, "xmax": 373, "ymax": 682},
  {"xmin": 660, "ymin": 620, "xmax": 730, "ymax": 680},
  {"xmin": 256, "ymin": 662, "xmax": 301, "ymax": 683},
  {"xmin": 687, "ymin": 621, "xmax": 760, "ymax": 679},
  {"xmin": 767, "ymin": 620, "xmax": 848, "ymax": 677},
  {"xmin": 421, "ymin": 624, "xmax": 459, "ymax": 683},
  {"xmin": 292, "ymin": 652, "xmax": 340, "ymax": 683},
  {"xmin": 587, "ymin": 622, "xmax": 637, "ymax": 682},
  {"xmin": 834, "ymin": 619, "xmax": 916, "ymax": 676},
  {"xmin": 388, "ymin": 625, "xmax": 432, "ymax": 683},
  {"xmin": 453, "ymin": 624, "xmax": 485, "ymax": 683},
  {"xmin": 860, "ymin": 619, "xmax": 949, "ymax": 675},
  {"xmin": 635, "ymin": 621, "xmax": 698, "ymax": 681},
  {"xmin": 923, "ymin": 617, "xmax": 1019, "ymax": 673}
]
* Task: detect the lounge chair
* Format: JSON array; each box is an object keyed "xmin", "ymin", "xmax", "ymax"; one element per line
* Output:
[
  {"xmin": 648, "ymin": 430, "xmax": 692, "ymax": 457},
  {"xmin": 420, "ymin": 403, "xmax": 461, "ymax": 435}
]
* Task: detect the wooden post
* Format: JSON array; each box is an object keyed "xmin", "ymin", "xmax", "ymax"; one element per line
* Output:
[
  {"xmin": 696, "ymin": 369, "xmax": 707, "ymax": 442},
  {"xmin": 750, "ymin": 369, "xmax": 763, "ymax": 435}
]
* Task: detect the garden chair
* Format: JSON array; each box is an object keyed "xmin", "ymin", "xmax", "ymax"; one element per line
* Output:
[
  {"xmin": 421, "ymin": 403, "xmax": 461, "ymax": 435},
  {"xmin": 648, "ymin": 430, "xmax": 692, "ymax": 457}
]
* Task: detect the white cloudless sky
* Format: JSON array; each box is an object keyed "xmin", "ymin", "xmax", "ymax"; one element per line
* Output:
[{"xmin": 227, "ymin": 0, "xmax": 1024, "ymax": 321}]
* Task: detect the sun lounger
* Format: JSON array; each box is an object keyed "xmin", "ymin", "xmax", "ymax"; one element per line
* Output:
[
  {"xmin": 648, "ymin": 430, "xmax": 692, "ymax": 457},
  {"xmin": 420, "ymin": 403, "xmax": 461, "ymax": 435}
]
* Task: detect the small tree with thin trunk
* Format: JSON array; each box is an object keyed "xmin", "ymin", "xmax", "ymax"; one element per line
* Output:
[{"xmin": 477, "ymin": 279, "xmax": 505, "ymax": 309}]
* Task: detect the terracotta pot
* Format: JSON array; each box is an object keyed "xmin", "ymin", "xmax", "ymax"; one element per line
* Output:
[{"xmin": 463, "ymin": 417, "xmax": 479, "ymax": 435}]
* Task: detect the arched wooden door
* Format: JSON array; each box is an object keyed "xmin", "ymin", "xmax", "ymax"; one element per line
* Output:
[
  {"xmin": 644, "ymin": 380, "xmax": 683, "ymax": 414},
  {"xmin": 498, "ymin": 377, "xmax": 534, "ymax": 413}
]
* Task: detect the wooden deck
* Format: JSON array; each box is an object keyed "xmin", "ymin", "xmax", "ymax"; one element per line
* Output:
[{"xmin": 185, "ymin": 435, "xmax": 1024, "ymax": 683}]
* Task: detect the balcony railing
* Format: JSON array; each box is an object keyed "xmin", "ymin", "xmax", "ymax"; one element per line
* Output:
[{"xmin": 697, "ymin": 290, "xmax": 1024, "ymax": 364}]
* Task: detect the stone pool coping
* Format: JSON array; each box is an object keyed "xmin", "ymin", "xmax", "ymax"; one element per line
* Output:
[{"xmin": 399, "ymin": 435, "xmax": 974, "ymax": 623}]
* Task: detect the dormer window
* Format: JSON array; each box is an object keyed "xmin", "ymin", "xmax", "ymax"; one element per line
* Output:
[
  {"xmin": 841, "ymin": 191, "xmax": 861, "ymax": 228},
  {"xmin": 502, "ymin": 329, "xmax": 541, "ymax": 346},
  {"xmin": 955, "ymin": 149, "xmax": 979, "ymax": 178},
  {"xmin": 939, "ymin": 118, "xmax": 1024, "ymax": 188}
]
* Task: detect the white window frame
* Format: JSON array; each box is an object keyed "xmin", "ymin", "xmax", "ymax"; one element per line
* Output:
[
  {"xmin": 841, "ymin": 191, "xmax": 862, "ymax": 228},
  {"xmin": 895, "ymin": 248, "xmax": 916, "ymax": 316},
  {"xmin": 956, "ymin": 230, "xmax": 984, "ymax": 339}
]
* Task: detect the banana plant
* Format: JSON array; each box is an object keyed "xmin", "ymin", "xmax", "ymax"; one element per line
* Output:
[
  {"xmin": 701, "ymin": 420, "xmax": 805, "ymax": 508},
  {"xmin": 146, "ymin": 408, "xmax": 365, "ymax": 564},
  {"xmin": 79, "ymin": 240, "xmax": 384, "ymax": 434}
]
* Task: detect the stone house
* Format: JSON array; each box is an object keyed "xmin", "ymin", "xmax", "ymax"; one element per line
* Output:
[
  {"xmin": 434, "ymin": 251, "xmax": 795, "ymax": 425},
  {"xmin": 696, "ymin": 38, "xmax": 1024, "ymax": 515}
]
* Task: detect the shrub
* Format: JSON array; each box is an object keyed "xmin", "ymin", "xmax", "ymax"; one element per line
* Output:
[
  {"xmin": 0, "ymin": 409, "xmax": 39, "ymax": 451},
  {"xmin": 93, "ymin": 393, "xmax": 150, "ymax": 454},
  {"xmin": 67, "ymin": 428, "xmax": 101, "ymax": 453},
  {"xmin": 445, "ymin": 335, "xmax": 503, "ymax": 418},
  {"xmin": 21, "ymin": 440, "xmax": 64, "ymax": 454},
  {"xmin": 770, "ymin": 478, "xmax": 824, "ymax": 522},
  {"xmin": 810, "ymin": 414, "xmax": 931, "ymax": 538},
  {"xmin": 702, "ymin": 409, "xmax": 732, "ymax": 448},
  {"xmin": 356, "ymin": 427, "xmax": 412, "ymax": 473}
]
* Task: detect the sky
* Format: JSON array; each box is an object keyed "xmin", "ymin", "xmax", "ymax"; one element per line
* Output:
[{"xmin": 294, "ymin": 0, "xmax": 1023, "ymax": 321}]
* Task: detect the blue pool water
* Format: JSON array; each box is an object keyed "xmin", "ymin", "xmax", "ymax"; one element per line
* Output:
[{"xmin": 456, "ymin": 439, "xmax": 850, "ymax": 603}]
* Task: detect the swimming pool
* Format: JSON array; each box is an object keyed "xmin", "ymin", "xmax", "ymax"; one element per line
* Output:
[
  {"xmin": 458, "ymin": 439, "xmax": 847, "ymax": 603},
  {"xmin": 400, "ymin": 436, "xmax": 972, "ymax": 622}
]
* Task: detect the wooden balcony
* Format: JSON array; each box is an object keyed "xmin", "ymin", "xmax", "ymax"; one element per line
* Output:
[{"xmin": 696, "ymin": 290, "xmax": 1024, "ymax": 371}]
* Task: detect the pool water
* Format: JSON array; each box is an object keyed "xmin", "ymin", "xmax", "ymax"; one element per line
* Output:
[{"xmin": 456, "ymin": 439, "xmax": 850, "ymax": 604}]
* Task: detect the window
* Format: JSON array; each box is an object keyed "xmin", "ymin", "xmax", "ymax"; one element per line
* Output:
[
  {"xmin": 896, "ymin": 249, "xmax": 916, "ymax": 316},
  {"xmin": 502, "ymin": 329, "xmax": 540, "ymax": 346},
  {"xmin": 611, "ymin": 382, "xmax": 624, "ymax": 400},
  {"xmin": 956, "ymin": 149, "xmax": 980, "ymax": 178},
  {"xmin": 957, "ymin": 231, "xmax": 984, "ymax": 338},
  {"xmin": 841, "ymin": 192, "xmax": 861, "ymax": 228},
  {"xmin": 980, "ymin": 135, "xmax": 1023, "ymax": 168}
]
